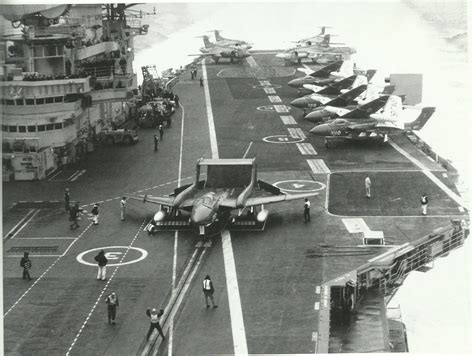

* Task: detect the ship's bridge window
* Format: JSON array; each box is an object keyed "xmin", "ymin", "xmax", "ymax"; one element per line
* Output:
[
  {"xmin": 46, "ymin": 124, "xmax": 54, "ymax": 131},
  {"xmin": 45, "ymin": 97, "xmax": 54, "ymax": 104},
  {"xmin": 26, "ymin": 99, "xmax": 34, "ymax": 105},
  {"xmin": 37, "ymin": 125, "xmax": 45, "ymax": 132},
  {"xmin": 5, "ymin": 99, "xmax": 14, "ymax": 105},
  {"xmin": 36, "ymin": 98, "xmax": 44, "ymax": 105},
  {"xmin": 54, "ymin": 96, "xmax": 63, "ymax": 103},
  {"xmin": 18, "ymin": 125, "xmax": 26, "ymax": 133},
  {"xmin": 16, "ymin": 99, "xmax": 24, "ymax": 105},
  {"xmin": 54, "ymin": 123, "xmax": 63, "ymax": 130},
  {"xmin": 28, "ymin": 125, "xmax": 36, "ymax": 132},
  {"xmin": 9, "ymin": 125, "xmax": 17, "ymax": 132},
  {"xmin": 2, "ymin": 125, "xmax": 8, "ymax": 132},
  {"xmin": 33, "ymin": 47, "xmax": 43, "ymax": 57}
]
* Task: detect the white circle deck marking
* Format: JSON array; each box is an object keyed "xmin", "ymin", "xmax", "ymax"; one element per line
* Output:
[
  {"xmin": 263, "ymin": 135, "xmax": 304, "ymax": 143},
  {"xmin": 274, "ymin": 180, "xmax": 326, "ymax": 192},
  {"xmin": 76, "ymin": 246, "xmax": 147, "ymax": 267}
]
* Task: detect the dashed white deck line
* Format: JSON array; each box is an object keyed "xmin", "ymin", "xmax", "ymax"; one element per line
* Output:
[
  {"xmin": 274, "ymin": 104, "xmax": 289, "ymax": 113},
  {"xmin": 259, "ymin": 80, "xmax": 271, "ymax": 86},
  {"xmin": 66, "ymin": 220, "xmax": 146, "ymax": 356},
  {"xmin": 288, "ymin": 128, "xmax": 306, "ymax": 139},
  {"xmin": 389, "ymin": 139, "xmax": 465, "ymax": 208},
  {"xmin": 280, "ymin": 115, "xmax": 297, "ymax": 125},
  {"xmin": 315, "ymin": 286, "xmax": 321, "ymax": 294},
  {"xmin": 306, "ymin": 159, "xmax": 330, "ymax": 174},
  {"xmin": 268, "ymin": 95, "xmax": 282, "ymax": 103},
  {"xmin": 314, "ymin": 302, "xmax": 320, "ymax": 310},
  {"xmin": 246, "ymin": 56, "xmax": 258, "ymax": 67},
  {"xmin": 202, "ymin": 59, "xmax": 219, "ymax": 159},
  {"xmin": 243, "ymin": 142, "xmax": 253, "ymax": 159},
  {"xmin": 263, "ymin": 87, "xmax": 276, "ymax": 94},
  {"xmin": 10, "ymin": 209, "xmax": 41, "ymax": 239},
  {"xmin": 222, "ymin": 230, "xmax": 248, "ymax": 355},
  {"xmin": 296, "ymin": 143, "xmax": 317, "ymax": 155},
  {"xmin": 342, "ymin": 218, "xmax": 370, "ymax": 233},
  {"xmin": 4, "ymin": 224, "xmax": 91, "ymax": 318}
]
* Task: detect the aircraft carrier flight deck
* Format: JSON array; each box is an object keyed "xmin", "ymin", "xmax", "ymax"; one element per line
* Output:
[{"xmin": 3, "ymin": 52, "xmax": 469, "ymax": 355}]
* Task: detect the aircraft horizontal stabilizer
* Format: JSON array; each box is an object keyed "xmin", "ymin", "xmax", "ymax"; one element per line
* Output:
[
  {"xmin": 244, "ymin": 192, "xmax": 318, "ymax": 207},
  {"xmin": 126, "ymin": 194, "xmax": 175, "ymax": 207}
]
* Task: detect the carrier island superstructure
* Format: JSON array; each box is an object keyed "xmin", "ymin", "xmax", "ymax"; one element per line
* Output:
[{"xmin": 1, "ymin": 4, "xmax": 148, "ymax": 180}]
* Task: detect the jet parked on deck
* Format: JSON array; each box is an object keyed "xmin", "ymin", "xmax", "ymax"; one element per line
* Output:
[
  {"xmin": 210, "ymin": 29, "xmax": 252, "ymax": 49},
  {"xmin": 191, "ymin": 35, "xmax": 251, "ymax": 63},
  {"xmin": 309, "ymin": 95, "xmax": 435, "ymax": 147},
  {"xmin": 127, "ymin": 158, "xmax": 318, "ymax": 235}
]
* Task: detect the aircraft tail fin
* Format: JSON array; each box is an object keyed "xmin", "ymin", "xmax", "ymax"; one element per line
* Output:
[
  {"xmin": 202, "ymin": 35, "xmax": 213, "ymax": 48},
  {"xmin": 366, "ymin": 69, "xmax": 377, "ymax": 82},
  {"xmin": 235, "ymin": 159, "xmax": 256, "ymax": 208},
  {"xmin": 369, "ymin": 95, "xmax": 403, "ymax": 122},
  {"xmin": 317, "ymin": 74, "xmax": 357, "ymax": 95},
  {"xmin": 214, "ymin": 30, "xmax": 224, "ymax": 42},
  {"xmin": 310, "ymin": 60, "xmax": 344, "ymax": 78},
  {"xmin": 406, "ymin": 107, "xmax": 436, "ymax": 130},
  {"xmin": 326, "ymin": 84, "xmax": 367, "ymax": 107},
  {"xmin": 321, "ymin": 34, "xmax": 331, "ymax": 47}
]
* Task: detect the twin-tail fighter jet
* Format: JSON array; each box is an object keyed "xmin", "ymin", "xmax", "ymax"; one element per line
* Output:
[
  {"xmin": 126, "ymin": 158, "xmax": 318, "ymax": 235},
  {"xmin": 309, "ymin": 95, "xmax": 436, "ymax": 147},
  {"xmin": 292, "ymin": 26, "xmax": 332, "ymax": 47},
  {"xmin": 304, "ymin": 84, "xmax": 396, "ymax": 123},
  {"xmin": 191, "ymin": 35, "xmax": 251, "ymax": 64}
]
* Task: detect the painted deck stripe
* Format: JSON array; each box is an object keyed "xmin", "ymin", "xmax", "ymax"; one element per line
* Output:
[
  {"xmin": 15, "ymin": 237, "xmax": 76, "ymax": 240},
  {"xmin": 342, "ymin": 218, "xmax": 370, "ymax": 233},
  {"xmin": 312, "ymin": 331, "xmax": 319, "ymax": 354},
  {"xmin": 202, "ymin": 59, "xmax": 219, "ymax": 159},
  {"xmin": 10, "ymin": 209, "xmax": 40, "ymax": 240},
  {"xmin": 222, "ymin": 230, "xmax": 248, "ymax": 355},
  {"xmin": 288, "ymin": 128, "xmax": 306, "ymax": 140},
  {"xmin": 389, "ymin": 140, "xmax": 465, "ymax": 207},
  {"xmin": 259, "ymin": 80, "xmax": 271, "ymax": 86},
  {"xmin": 246, "ymin": 56, "xmax": 258, "ymax": 67},
  {"xmin": 296, "ymin": 143, "xmax": 317, "ymax": 155},
  {"xmin": 268, "ymin": 95, "xmax": 282, "ymax": 103},
  {"xmin": 314, "ymin": 302, "xmax": 320, "ymax": 310},
  {"xmin": 280, "ymin": 115, "xmax": 297, "ymax": 125},
  {"xmin": 315, "ymin": 286, "xmax": 321, "ymax": 294},
  {"xmin": 5, "ymin": 254, "xmax": 62, "ymax": 258},
  {"xmin": 306, "ymin": 159, "xmax": 330, "ymax": 174},
  {"xmin": 263, "ymin": 87, "xmax": 276, "ymax": 94},
  {"xmin": 3, "ymin": 209, "xmax": 36, "ymax": 240},
  {"xmin": 274, "ymin": 105, "xmax": 289, "ymax": 113}
]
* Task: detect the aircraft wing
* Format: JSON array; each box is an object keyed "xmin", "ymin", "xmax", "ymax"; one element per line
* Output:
[
  {"xmin": 244, "ymin": 192, "xmax": 318, "ymax": 207},
  {"xmin": 126, "ymin": 194, "xmax": 194, "ymax": 209}
]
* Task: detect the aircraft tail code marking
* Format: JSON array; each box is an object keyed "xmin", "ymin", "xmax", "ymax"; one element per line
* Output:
[
  {"xmin": 263, "ymin": 87, "xmax": 276, "ymax": 94},
  {"xmin": 307, "ymin": 159, "xmax": 330, "ymax": 174},
  {"xmin": 268, "ymin": 95, "xmax": 282, "ymax": 103},
  {"xmin": 296, "ymin": 143, "xmax": 317, "ymax": 155},
  {"xmin": 274, "ymin": 105, "xmax": 289, "ymax": 113},
  {"xmin": 280, "ymin": 115, "xmax": 297, "ymax": 125},
  {"xmin": 246, "ymin": 56, "xmax": 258, "ymax": 67},
  {"xmin": 288, "ymin": 127, "xmax": 306, "ymax": 139}
]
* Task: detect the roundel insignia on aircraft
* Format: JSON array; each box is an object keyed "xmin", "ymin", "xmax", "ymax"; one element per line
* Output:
[{"xmin": 274, "ymin": 180, "xmax": 326, "ymax": 193}]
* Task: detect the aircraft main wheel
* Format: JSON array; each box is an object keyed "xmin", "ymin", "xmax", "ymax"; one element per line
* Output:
[{"xmin": 325, "ymin": 140, "xmax": 331, "ymax": 148}]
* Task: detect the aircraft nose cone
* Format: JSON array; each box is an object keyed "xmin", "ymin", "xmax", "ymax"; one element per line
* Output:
[
  {"xmin": 290, "ymin": 97, "xmax": 307, "ymax": 108},
  {"xmin": 304, "ymin": 110, "xmax": 324, "ymax": 122},
  {"xmin": 309, "ymin": 124, "xmax": 328, "ymax": 135},
  {"xmin": 288, "ymin": 78, "xmax": 302, "ymax": 88},
  {"xmin": 190, "ymin": 206, "xmax": 212, "ymax": 225}
]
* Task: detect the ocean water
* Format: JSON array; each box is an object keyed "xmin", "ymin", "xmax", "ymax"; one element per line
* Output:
[{"xmin": 133, "ymin": 1, "xmax": 472, "ymax": 353}]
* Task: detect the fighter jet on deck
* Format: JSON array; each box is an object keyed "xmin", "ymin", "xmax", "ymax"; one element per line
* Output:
[
  {"xmin": 210, "ymin": 30, "xmax": 252, "ymax": 49},
  {"xmin": 126, "ymin": 158, "xmax": 318, "ymax": 235},
  {"xmin": 292, "ymin": 26, "xmax": 332, "ymax": 47},
  {"xmin": 290, "ymin": 74, "xmax": 370, "ymax": 113},
  {"xmin": 309, "ymin": 95, "xmax": 436, "ymax": 147},
  {"xmin": 276, "ymin": 35, "xmax": 356, "ymax": 66},
  {"xmin": 191, "ymin": 35, "xmax": 251, "ymax": 63},
  {"xmin": 304, "ymin": 84, "xmax": 396, "ymax": 123}
]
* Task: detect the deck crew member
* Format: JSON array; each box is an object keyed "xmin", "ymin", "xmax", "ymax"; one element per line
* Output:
[
  {"xmin": 105, "ymin": 292, "xmax": 119, "ymax": 324},
  {"xmin": 154, "ymin": 134, "xmax": 159, "ymax": 152},
  {"xmin": 146, "ymin": 308, "xmax": 166, "ymax": 341},
  {"xmin": 64, "ymin": 188, "xmax": 70, "ymax": 211},
  {"xmin": 421, "ymin": 193, "xmax": 428, "ymax": 215},
  {"xmin": 202, "ymin": 275, "xmax": 218, "ymax": 309},
  {"xmin": 20, "ymin": 251, "xmax": 32, "ymax": 280},
  {"xmin": 365, "ymin": 176, "xmax": 372, "ymax": 198},
  {"xmin": 199, "ymin": 77, "xmax": 203, "ymax": 87},
  {"xmin": 304, "ymin": 198, "xmax": 311, "ymax": 223},
  {"xmin": 95, "ymin": 250, "xmax": 108, "ymax": 281},
  {"xmin": 120, "ymin": 197, "xmax": 126, "ymax": 221},
  {"xmin": 158, "ymin": 124, "xmax": 164, "ymax": 140},
  {"xmin": 91, "ymin": 204, "xmax": 99, "ymax": 225},
  {"xmin": 69, "ymin": 202, "xmax": 83, "ymax": 229}
]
